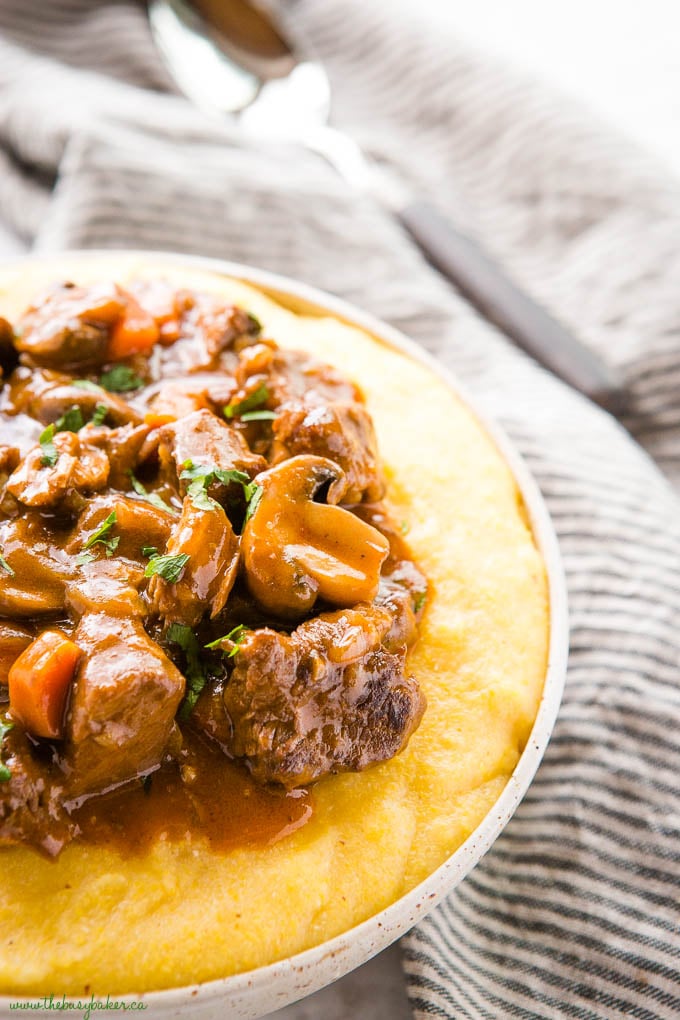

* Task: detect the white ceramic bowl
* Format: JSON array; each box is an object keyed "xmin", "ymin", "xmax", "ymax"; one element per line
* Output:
[{"xmin": 0, "ymin": 252, "xmax": 568, "ymax": 1020}]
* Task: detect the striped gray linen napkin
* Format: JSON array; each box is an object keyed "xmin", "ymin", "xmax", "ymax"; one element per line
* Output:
[{"xmin": 1, "ymin": 1, "xmax": 679, "ymax": 1016}]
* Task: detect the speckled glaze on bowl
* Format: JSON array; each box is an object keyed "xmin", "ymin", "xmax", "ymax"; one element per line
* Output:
[{"xmin": 0, "ymin": 252, "xmax": 568, "ymax": 1020}]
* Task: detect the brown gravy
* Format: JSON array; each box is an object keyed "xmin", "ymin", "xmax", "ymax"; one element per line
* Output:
[{"xmin": 71, "ymin": 732, "xmax": 313, "ymax": 856}]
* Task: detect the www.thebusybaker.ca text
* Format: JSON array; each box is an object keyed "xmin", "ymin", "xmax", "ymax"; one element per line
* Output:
[{"xmin": 9, "ymin": 994, "xmax": 148, "ymax": 1020}]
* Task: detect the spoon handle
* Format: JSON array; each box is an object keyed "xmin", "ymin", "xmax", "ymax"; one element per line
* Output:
[{"xmin": 397, "ymin": 200, "xmax": 625, "ymax": 413}]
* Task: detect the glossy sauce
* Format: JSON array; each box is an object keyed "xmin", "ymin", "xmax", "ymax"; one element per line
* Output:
[{"xmin": 71, "ymin": 731, "xmax": 313, "ymax": 856}]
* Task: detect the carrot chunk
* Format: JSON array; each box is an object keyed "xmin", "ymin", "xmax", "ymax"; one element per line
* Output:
[
  {"xmin": 143, "ymin": 412, "xmax": 177, "ymax": 428},
  {"xmin": 8, "ymin": 629, "xmax": 82, "ymax": 740},
  {"xmin": 107, "ymin": 293, "xmax": 160, "ymax": 360}
]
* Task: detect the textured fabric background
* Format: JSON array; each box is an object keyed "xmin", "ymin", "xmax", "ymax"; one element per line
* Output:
[{"xmin": 0, "ymin": 1, "xmax": 678, "ymax": 1017}]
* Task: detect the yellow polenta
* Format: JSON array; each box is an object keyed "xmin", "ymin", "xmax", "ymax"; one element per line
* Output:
[{"xmin": 0, "ymin": 256, "xmax": 549, "ymax": 995}]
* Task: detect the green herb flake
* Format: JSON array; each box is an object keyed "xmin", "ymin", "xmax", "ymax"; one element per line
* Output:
[
  {"xmin": 91, "ymin": 402, "xmax": 108, "ymax": 427},
  {"xmin": 166, "ymin": 623, "xmax": 206, "ymax": 718},
  {"xmin": 141, "ymin": 545, "xmax": 158, "ymax": 558},
  {"xmin": 243, "ymin": 483, "xmax": 263, "ymax": 524},
  {"xmin": 80, "ymin": 510, "xmax": 119, "ymax": 559},
  {"xmin": 0, "ymin": 553, "xmax": 14, "ymax": 577},
  {"xmin": 186, "ymin": 479, "xmax": 218, "ymax": 512},
  {"xmin": 129, "ymin": 472, "xmax": 177, "ymax": 514},
  {"xmin": 99, "ymin": 364, "xmax": 144, "ymax": 393},
  {"xmin": 74, "ymin": 551, "xmax": 96, "ymax": 567},
  {"xmin": 413, "ymin": 592, "xmax": 427, "ymax": 614},
  {"xmin": 180, "ymin": 462, "xmax": 250, "ymax": 513},
  {"xmin": 144, "ymin": 552, "xmax": 190, "ymax": 584},
  {"xmin": 73, "ymin": 379, "xmax": 102, "ymax": 392},
  {"xmin": 55, "ymin": 405, "xmax": 84, "ymax": 434},
  {"xmin": 205, "ymin": 624, "xmax": 247, "ymax": 656},
  {"xmin": 0, "ymin": 718, "xmax": 14, "ymax": 783},
  {"xmin": 400, "ymin": 520, "xmax": 410, "ymax": 535},
  {"xmin": 39, "ymin": 423, "xmax": 58, "ymax": 467},
  {"xmin": 223, "ymin": 383, "xmax": 269, "ymax": 420},
  {"xmin": 240, "ymin": 409, "xmax": 277, "ymax": 423},
  {"xmin": 247, "ymin": 311, "xmax": 262, "ymax": 335}
]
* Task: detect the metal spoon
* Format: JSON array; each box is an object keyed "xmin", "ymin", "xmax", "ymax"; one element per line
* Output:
[{"xmin": 148, "ymin": 0, "xmax": 625, "ymax": 412}]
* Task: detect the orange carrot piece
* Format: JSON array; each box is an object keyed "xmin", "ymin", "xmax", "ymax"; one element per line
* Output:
[
  {"xmin": 108, "ymin": 293, "xmax": 160, "ymax": 360},
  {"xmin": 8, "ymin": 629, "xmax": 82, "ymax": 740},
  {"xmin": 143, "ymin": 411, "xmax": 177, "ymax": 428}
]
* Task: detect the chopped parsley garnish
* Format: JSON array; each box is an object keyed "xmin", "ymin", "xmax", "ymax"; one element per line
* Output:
[
  {"xmin": 205, "ymin": 624, "xmax": 247, "ymax": 656},
  {"xmin": 0, "ymin": 719, "xmax": 14, "ymax": 783},
  {"xmin": 99, "ymin": 364, "xmax": 144, "ymax": 393},
  {"xmin": 240, "ymin": 409, "xmax": 277, "ymax": 423},
  {"xmin": 223, "ymin": 383, "xmax": 269, "ymax": 420},
  {"xmin": 180, "ymin": 461, "xmax": 249, "ymax": 512},
  {"xmin": 78, "ymin": 510, "xmax": 119, "ymax": 561},
  {"xmin": 141, "ymin": 545, "xmax": 158, "ymax": 558},
  {"xmin": 73, "ymin": 379, "xmax": 102, "ymax": 392},
  {"xmin": 166, "ymin": 622, "xmax": 206, "ymax": 718},
  {"xmin": 400, "ymin": 520, "xmax": 410, "ymax": 535},
  {"xmin": 91, "ymin": 402, "xmax": 109, "ymax": 427},
  {"xmin": 144, "ymin": 552, "xmax": 190, "ymax": 583},
  {"xmin": 243, "ymin": 482, "xmax": 263, "ymax": 523},
  {"xmin": 74, "ymin": 551, "xmax": 96, "ymax": 566},
  {"xmin": 129, "ymin": 472, "xmax": 177, "ymax": 514},
  {"xmin": 413, "ymin": 592, "xmax": 427, "ymax": 614},
  {"xmin": 39, "ymin": 424, "xmax": 58, "ymax": 467},
  {"xmin": 0, "ymin": 553, "xmax": 14, "ymax": 577},
  {"xmin": 247, "ymin": 311, "xmax": 262, "ymax": 334},
  {"xmin": 56, "ymin": 405, "xmax": 84, "ymax": 434}
]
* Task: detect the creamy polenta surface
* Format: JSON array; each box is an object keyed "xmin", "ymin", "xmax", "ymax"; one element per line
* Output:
[{"xmin": 0, "ymin": 256, "xmax": 549, "ymax": 995}]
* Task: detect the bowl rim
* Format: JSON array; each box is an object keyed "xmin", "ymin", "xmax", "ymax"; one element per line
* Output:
[{"xmin": 0, "ymin": 250, "xmax": 569, "ymax": 1017}]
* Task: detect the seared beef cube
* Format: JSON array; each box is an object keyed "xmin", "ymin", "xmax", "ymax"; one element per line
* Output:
[
  {"xmin": 7, "ymin": 431, "xmax": 109, "ymax": 508},
  {"xmin": 271, "ymin": 401, "xmax": 385, "ymax": 503},
  {"xmin": 0, "ymin": 622, "xmax": 33, "ymax": 685},
  {"xmin": 64, "ymin": 614, "xmax": 185, "ymax": 796},
  {"xmin": 223, "ymin": 604, "xmax": 425, "ymax": 788},
  {"xmin": 158, "ymin": 409, "xmax": 265, "ymax": 499},
  {"xmin": 235, "ymin": 345, "xmax": 361, "ymax": 407},
  {"xmin": 0, "ymin": 724, "xmax": 73, "ymax": 856}
]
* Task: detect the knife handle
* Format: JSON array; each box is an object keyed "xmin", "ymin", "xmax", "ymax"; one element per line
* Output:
[{"xmin": 397, "ymin": 200, "xmax": 626, "ymax": 414}]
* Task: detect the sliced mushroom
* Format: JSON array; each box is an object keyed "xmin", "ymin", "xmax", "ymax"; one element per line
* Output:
[
  {"xmin": 241, "ymin": 455, "xmax": 390, "ymax": 618},
  {"xmin": 147, "ymin": 494, "xmax": 240, "ymax": 627},
  {"xmin": 14, "ymin": 282, "xmax": 126, "ymax": 369},
  {"xmin": 27, "ymin": 384, "xmax": 142, "ymax": 428},
  {"xmin": 0, "ymin": 515, "xmax": 74, "ymax": 617}
]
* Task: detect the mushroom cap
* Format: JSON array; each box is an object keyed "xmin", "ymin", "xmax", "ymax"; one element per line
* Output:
[{"xmin": 242, "ymin": 455, "xmax": 390, "ymax": 618}]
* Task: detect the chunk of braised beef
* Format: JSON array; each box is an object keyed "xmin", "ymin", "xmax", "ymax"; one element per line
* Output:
[
  {"xmin": 0, "ymin": 445, "xmax": 20, "ymax": 479},
  {"xmin": 222, "ymin": 604, "xmax": 425, "ymax": 789},
  {"xmin": 147, "ymin": 495, "xmax": 239, "ymax": 627},
  {"xmin": 271, "ymin": 402, "xmax": 385, "ymax": 503},
  {"xmin": 0, "ymin": 724, "xmax": 73, "ymax": 856},
  {"xmin": 0, "ymin": 622, "xmax": 33, "ymax": 685},
  {"xmin": 83, "ymin": 422, "xmax": 154, "ymax": 488},
  {"xmin": 234, "ymin": 344, "xmax": 361, "ymax": 408},
  {"xmin": 157, "ymin": 409, "xmax": 265, "ymax": 500},
  {"xmin": 63, "ymin": 614, "xmax": 185, "ymax": 797},
  {"xmin": 7, "ymin": 431, "xmax": 109, "ymax": 508},
  {"xmin": 14, "ymin": 282, "xmax": 126, "ymax": 369},
  {"xmin": 155, "ymin": 294, "xmax": 261, "ymax": 374}
]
